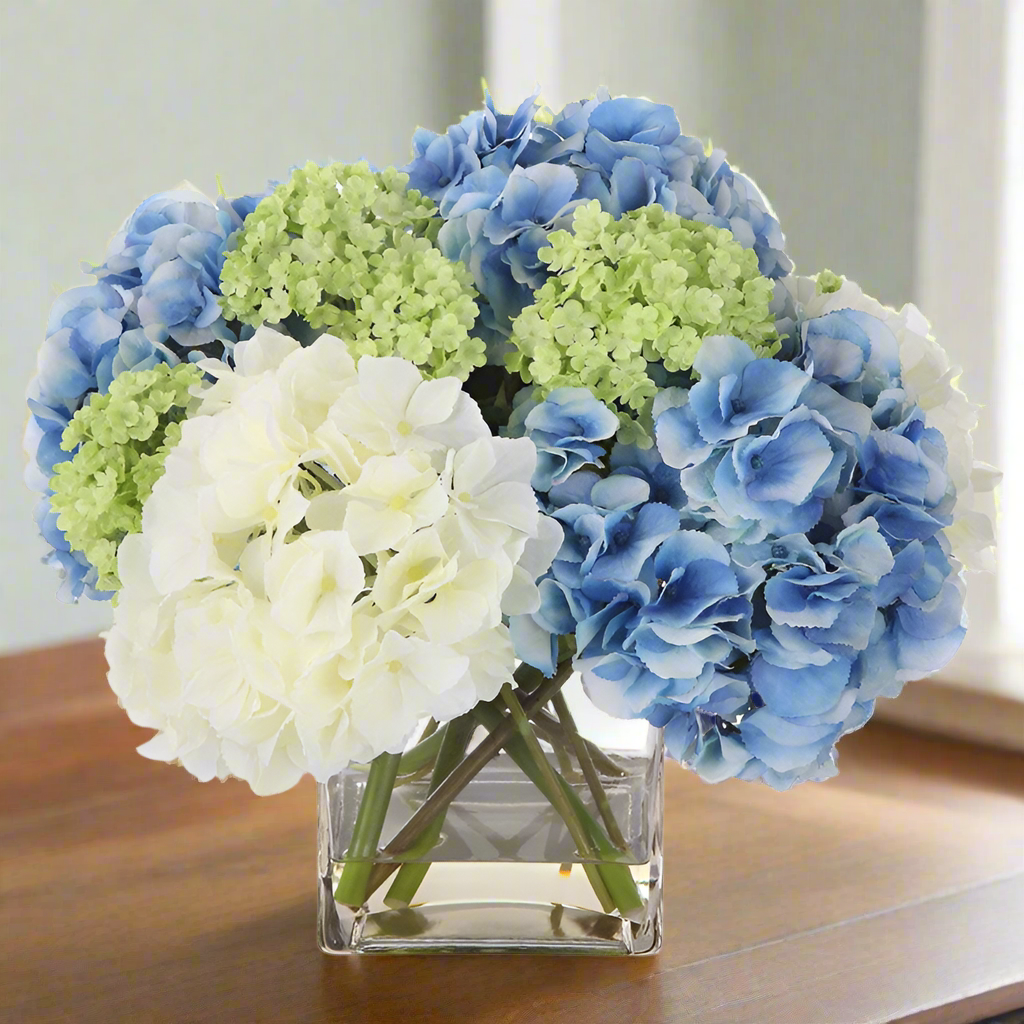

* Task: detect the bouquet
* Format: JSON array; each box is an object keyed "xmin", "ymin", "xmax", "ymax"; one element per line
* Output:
[{"xmin": 24, "ymin": 88, "xmax": 997, "ymax": 954}]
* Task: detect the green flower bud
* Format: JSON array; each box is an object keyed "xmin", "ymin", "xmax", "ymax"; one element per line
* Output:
[
  {"xmin": 220, "ymin": 161, "xmax": 484, "ymax": 380},
  {"xmin": 507, "ymin": 201, "xmax": 780, "ymax": 444},
  {"xmin": 49, "ymin": 363, "xmax": 201, "ymax": 592}
]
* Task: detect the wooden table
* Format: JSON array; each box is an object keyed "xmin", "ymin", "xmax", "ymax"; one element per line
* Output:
[{"xmin": 3, "ymin": 640, "xmax": 1023, "ymax": 1024}]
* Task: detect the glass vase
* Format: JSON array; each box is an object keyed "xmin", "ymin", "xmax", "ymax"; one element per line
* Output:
[{"xmin": 317, "ymin": 674, "xmax": 664, "ymax": 955}]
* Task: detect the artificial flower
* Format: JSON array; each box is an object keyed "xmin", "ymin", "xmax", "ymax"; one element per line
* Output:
[
  {"xmin": 48, "ymin": 362, "xmax": 202, "ymax": 592},
  {"xmin": 506, "ymin": 201, "xmax": 779, "ymax": 444},
  {"xmin": 507, "ymin": 385, "xmax": 621, "ymax": 491},
  {"xmin": 512, "ymin": 300, "xmax": 990, "ymax": 788},
  {"xmin": 785, "ymin": 273, "xmax": 998, "ymax": 568},
  {"xmin": 30, "ymin": 91, "xmax": 996, "ymax": 808},
  {"xmin": 219, "ymin": 162, "xmax": 485, "ymax": 380},
  {"xmin": 25, "ymin": 184, "xmax": 263, "ymax": 600},
  {"xmin": 408, "ymin": 88, "xmax": 792, "ymax": 351},
  {"xmin": 106, "ymin": 329, "xmax": 555, "ymax": 793}
]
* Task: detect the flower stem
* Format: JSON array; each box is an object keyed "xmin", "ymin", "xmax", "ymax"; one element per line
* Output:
[
  {"xmin": 392, "ymin": 760, "xmax": 435, "ymax": 788},
  {"xmin": 396, "ymin": 724, "xmax": 442, "ymax": 776},
  {"xmin": 487, "ymin": 692, "xmax": 643, "ymax": 919},
  {"xmin": 550, "ymin": 692, "xmax": 628, "ymax": 850},
  {"xmin": 551, "ymin": 732, "xmax": 578, "ymax": 779},
  {"xmin": 532, "ymin": 711, "xmax": 628, "ymax": 778},
  {"xmin": 361, "ymin": 661, "xmax": 576, "ymax": 898},
  {"xmin": 301, "ymin": 461, "xmax": 341, "ymax": 492},
  {"xmin": 513, "ymin": 662, "xmax": 547, "ymax": 693},
  {"xmin": 550, "ymin": 771, "xmax": 645, "ymax": 921},
  {"xmin": 383, "ymin": 716, "xmax": 476, "ymax": 909},
  {"xmin": 347, "ymin": 723, "xmax": 440, "ymax": 781},
  {"xmin": 333, "ymin": 750, "xmax": 401, "ymax": 908},
  {"xmin": 496, "ymin": 684, "xmax": 616, "ymax": 914}
]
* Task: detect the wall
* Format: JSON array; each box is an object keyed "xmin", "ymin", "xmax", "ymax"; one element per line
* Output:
[
  {"xmin": 536, "ymin": 0, "xmax": 925, "ymax": 306},
  {"xmin": 0, "ymin": 0, "xmax": 483, "ymax": 653}
]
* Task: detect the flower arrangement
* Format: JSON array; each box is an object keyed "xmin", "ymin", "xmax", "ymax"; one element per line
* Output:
[{"xmin": 25, "ymin": 88, "xmax": 996, "ymax": 954}]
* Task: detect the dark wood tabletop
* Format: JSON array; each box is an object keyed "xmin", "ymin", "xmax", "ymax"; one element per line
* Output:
[{"xmin": 2, "ymin": 638, "xmax": 1023, "ymax": 1024}]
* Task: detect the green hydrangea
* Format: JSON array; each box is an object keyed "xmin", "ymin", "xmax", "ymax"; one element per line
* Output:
[
  {"xmin": 816, "ymin": 269, "xmax": 843, "ymax": 294},
  {"xmin": 219, "ymin": 161, "xmax": 484, "ymax": 380},
  {"xmin": 507, "ymin": 201, "xmax": 779, "ymax": 442},
  {"xmin": 49, "ymin": 363, "xmax": 201, "ymax": 592}
]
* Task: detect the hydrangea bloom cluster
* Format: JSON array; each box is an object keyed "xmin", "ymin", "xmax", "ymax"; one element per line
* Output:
[
  {"xmin": 49, "ymin": 362, "xmax": 202, "ymax": 593},
  {"xmin": 219, "ymin": 162, "xmax": 484, "ymax": 380},
  {"xmin": 508, "ymin": 201, "xmax": 778, "ymax": 443},
  {"xmin": 510, "ymin": 274, "xmax": 995, "ymax": 788},
  {"xmin": 24, "ymin": 186, "xmax": 263, "ymax": 600},
  {"xmin": 406, "ymin": 88, "xmax": 791, "ymax": 350},
  {"xmin": 26, "ymin": 89, "xmax": 995, "ymax": 808},
  {"xmin": 105, "ymin": 328, "xmax": 557, "ymax": 794}
]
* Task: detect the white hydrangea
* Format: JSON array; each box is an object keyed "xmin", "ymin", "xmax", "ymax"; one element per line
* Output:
[
  {"xmin": 787, "ymin": 275, "xmax": 999, "ymax": 570},
  {"xmin": 105, "ymin": 327, "xmax": 553, "ymax": 794}
]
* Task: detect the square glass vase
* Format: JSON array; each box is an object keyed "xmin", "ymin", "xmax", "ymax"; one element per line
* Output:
[{"xmin": 317, "ymin": 676, "xmax": 664, "ymax": 955}]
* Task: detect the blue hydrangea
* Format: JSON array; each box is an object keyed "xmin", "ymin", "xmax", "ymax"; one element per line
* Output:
[
  {"xmin": 24, "ymin": 187, "xmax": 263, "ymax": 601},
  {"xmin": 507, "ymin": 384, "xmax": 620, "ymax": 490},
  {"xmin": 510, "ymin": 309, "xmax": 969, "ymax": 790},
  {"xmin": 92, "ymin": 189, "xmax": 263, "ymax": 350},
  {"xmin": 405, "ymin": 89, "xmax": 792, "ymax": 356},
  {"xmin": 712, "ymin": 406, "xmax": 855, "ymax": 537},
  {"xmin": 802, "ymin": 308, "xmax": 901, "ymax": 405},
  {"xmin": 406, "ymin": 89, "xmax": 539, "ymax": 202}
]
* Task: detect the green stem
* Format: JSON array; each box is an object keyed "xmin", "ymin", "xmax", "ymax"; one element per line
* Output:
[
  {"xmin": 484, "ymin": 693, "xmax": 642, "ymax": 919},
  {"xmin": 348, "ymin": 722, "xmax": 440, "ymax": 781},
  {"xmin": 496, "ymin": 685, "xmax": 616, "ymax": 914},
  {"xmin": 551, "ymin": 732, "xmax": 578, "ymax": 779},
  {"xmin": 333, "ymin": 751, "xmax": 401, "ymax": 908},
  {"xmin": 396, "ymin": 724, "xmax": 442, "ymax": 776},
  {"xmin": 412, "ymin": 716, "xmax": 439, "ymax": 746},
  {"xmin": 551, "ymin": 692, "xmax": 628, "ymax": 850},
  {"xmin": 513, "ymin": 661, "xmax": 547, "ymax": 693},
  {"xmin": 361, "ymin": 661, "xmax": 576, "ymax": 898},
  {"xmin": 302, "ymin": 461, "xmax": 341, "ymax": 492},
  {"xmin": 532, "ymin": 710, "xmax": 629, "ymax": 778},
  {"xmin": 384, "ymin": 716, "xmax": 476, "ymax": 909},
  {"xmin": 392, "ymin": 760, "xmax": 435, "ymax": 788}
]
